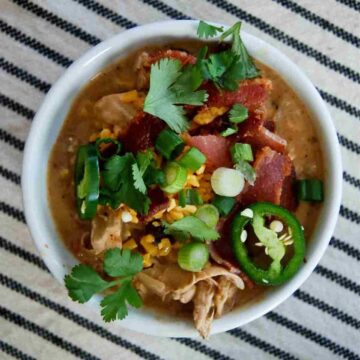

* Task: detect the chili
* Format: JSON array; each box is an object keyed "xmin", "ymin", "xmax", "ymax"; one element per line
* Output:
[{"xmin": 231, "ymin": 202, "xmax": 305, "ymax": 286}]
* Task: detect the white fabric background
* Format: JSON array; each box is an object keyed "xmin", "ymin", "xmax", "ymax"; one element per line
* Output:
[{"xmin": 0, "ymin": 0, "xmax": 359, "ymax": 359}]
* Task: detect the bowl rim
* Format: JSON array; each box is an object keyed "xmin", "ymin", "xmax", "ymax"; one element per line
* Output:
[{"xmin": 22, "ymin": 19, "xmax": 342, "ymax": 338}]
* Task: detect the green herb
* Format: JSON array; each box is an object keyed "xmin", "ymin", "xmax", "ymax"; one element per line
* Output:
[
  {"xmin": 143, "ymin": 166, "xmax": 165, "ymax": 186},
  {"xmin": 235, "ymin": 160, "xmax": 256, "ymax": 185},
  {"xmin": 95, "ymin": 138, "xmax": 122, "ymax": 161},
  {"xmin": 229, "ymin": 104, "xmax": 248, "ymax": 123},
  {"xmin": 220, "ymin": 22, "xmax": 260, "ymax": 80},
  {"xmin": 64, "ymin": 248, "xmax": 143, "ymax": 322},
  {"xmin": 178, "ymin": 189, "xmax": 204, "ymax": 207},
  {"xmin": 144, "ymin": 58, "xmax": 208, "ymax": 133},
  {"xmin": 212, "ymin": 195, "xmax": 236, "ymax": 216},
  {"xmin": 231, "ymin": 143, "xmax": 254, "ymax": 162},
  {"xmin": 164, "ymin": 215, "xmax": 220, "ymax": 241},
  {"xmin": 131, "ymin": 150, "xmax": 153, "ymax": 194},
  {"xmin": 220, "ymin": 126, "xmax": 237, "ymax": 137},
  {"xmin": 197, "ymin": 21, "xmax": 224, "ymax": 39},
  {"xmin": 101, "ymin": 154, "xmax": 150, "ymax": 214}
]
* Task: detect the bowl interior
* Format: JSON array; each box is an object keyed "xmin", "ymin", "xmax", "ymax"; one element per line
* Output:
[{"xmin": 22, "ymin": 20, "xmax": 342, "ymax": 337}]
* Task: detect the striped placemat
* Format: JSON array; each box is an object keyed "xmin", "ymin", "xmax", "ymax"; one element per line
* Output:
[{"xmin": 1, "ymin": 0, "xmax": 359, "ymax": 359}]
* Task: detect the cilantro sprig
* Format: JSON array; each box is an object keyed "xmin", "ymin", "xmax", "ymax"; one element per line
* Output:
[
  {"xmin": 197, "ymin": 21, "xmax": 224, "ymax": 39},
  {"xmin": 143, "ymin": 58, "xmax": 208, "ymax": 133},
  {"xmin": 163, "ymin": 215, "xmax": 220, "ymax": 241},
  {"xmin": 64, "ymin": 248, "xmax": 143, "ymax": 322}
]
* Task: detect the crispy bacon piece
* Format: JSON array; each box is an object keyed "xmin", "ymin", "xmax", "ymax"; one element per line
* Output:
[
  {"xmin": 204, "ymin": 78, "xmax": 272, "ymax": 112},
  {"xmin": 184, "ymin": 134, "xmax": 232, "ymax": 170},
  {"xmin": 238, "ymin": 147, "xmax": 297, "ymax": 210},
  {"xmin": 148, "ymin": 49, "xmax": 197, "ymax": 66},
  {"xmin": 235, "ymin": 116, "xmax": 287, "ymax": 154},
  {"xmin": 121, "ymin": 111, "xmax": 165, "ymax": 153}
]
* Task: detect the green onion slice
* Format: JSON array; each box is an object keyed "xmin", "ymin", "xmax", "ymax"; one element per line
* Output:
[
  {"xmin": 220, "ymin": 126, "xmax": 237, "ymax": 137},
  {"xmin": 212, "ymin": 195, "xmax": 236, "ymax": 216},
  {"xmin": 155, "ymin": 129, "xmax": 185, "ymax": 160},
  {"xmin": 75, "ymin": 144, "xmax": 100, "ymax": 220},
  {"xmin": 195, "ymin": 204, "xmax": 219, "ymax": 228},
  {"xmin": 160, "ymin": 162, "xmax": 187, "ymax": 194},
  {"xmin": 231, "ymin": 143, "xmax": 254, "ymax": 162},
  {"xmin": 178, "ymin": 147, "xmax": 206, "ymax": 172},
  {"xmin": 178, "ymin": 189, "xmax": 203, "ymax": 207},
  {"xmin": 178, "ymin": 242, "xmax": 209, "ymax": 272},
  {"xmin": 229, "ymin": 104, "xmax": 248, "ymax": 123},
  {"xmin": 296, "ymin": 179, "xmax": 324, "ymax": 202},
  {"xmin": 95, "ymin": 138, "xmax": 121, "ymax": 161}
]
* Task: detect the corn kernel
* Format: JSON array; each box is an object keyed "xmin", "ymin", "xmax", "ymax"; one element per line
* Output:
[
  {"xmin": 193, "ymin": 106, "xmax": 228, "ymax": 125},
  {"xmin": 123, "ymin": 238, "xmax": 138, "ymax": 250},
  {"xmin": 169, "ymin": 210, "xmax": 184, "ymax": 221},
  {"xmin": 100, "ymin": 128, "xmax": 113, "ymax": 139},
  {"xmin": 158, "ymin": 238, "xmax": 171, "ymax": 256},
  {"xmin": 152, "ymin": 221, "xmax": 161, "ymax": 227},
  {"xmin": 140, "ymin": 235, "xmax": 158, "ymax": 256},
  {"xmin": 166, "ymin": 198, "xmax": 177, "ymax": 212},
  {"xmin": 196, "ymin": 164, "xmax": 206, "ymax": 175},
  {"xmin": 118, "ymin": 90, "xmax": 139, "ymax": 103},
  {"xmin": 186, "ymin": 174, "xmax": 200, "ymax": 187},
  {"xmin": 143, "ymin": 253, "xmax": 153, "ymax": 268},
  {"xmin": 153, "ymin": 209, "xmax": 166, "ymax": 220}
]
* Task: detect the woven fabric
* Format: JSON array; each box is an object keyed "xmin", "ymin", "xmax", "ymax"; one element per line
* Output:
[{"xmin": 1, "ymin": 0, "xmax": 359, "ymax": 359}]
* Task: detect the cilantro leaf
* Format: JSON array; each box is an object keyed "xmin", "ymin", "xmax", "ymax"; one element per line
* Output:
[
  {"xmin": 64, "ymin": 264, "xmax": 110, "ymax": 303},
  {"xmin": 144, "ymin": 58, "xmax": 208, "ymax": 133},
  {"xmin": 144, "ymin": 166, "xmax": 165, "ymax": 186},
  {"xmin": 164, "ymin": 215, "xmax": 220, "ymax": 241},
  {"xmin": 220, "ymin": 126, "xmax": 237, "ymax": 137},
  {"xmin": 101, "ymin": 280, "xmax": 143, "ymax": 322},
  {"xmin": 235, "ymin": 160, "xmax": 256, "ymax": 185},
  {"xmin": 132, "ymin": 163, "xmax": 147, "ymax": 194},
  {"xmin": 101, "ymin": 153, "xmax": 150, "ymax": 215},
  {"xmin": 104, "ymin": 248, "xmax": 143, "ymax": 278},
  {"xmin": 220, "ymin": 22, "xmax": 260, "ymax": 80},
  {"xmin": 136, "ymin": 150, "xmax": 153, "ymax": 175},
  {"xmin": 229, "ymin": 104, "xmax": 248, "ymax": 123},
  {"xmin": 197, "ymin": 21, "xmax": 224, "ymax": 39}
]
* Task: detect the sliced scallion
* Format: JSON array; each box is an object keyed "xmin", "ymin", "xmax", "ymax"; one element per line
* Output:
[
  {"xmin": 231, "ymin": 143, "xmax": 253, "ymax": 162},
  {"xmin": 211, "ymin": 167, "xmax": 245, "ymax": 197},
  {"xmin": 296, "ymin": 179, "xmax": 324, "ymax": 202},
  {"xmin": 195, "ymin": 204, "xmax": 219, "ymax": 228},
  {"xmin": 212, "ymin": 195, "xmax": 236, "ymax": 216},
  {"xmin": 177, "ymin": 242, "xmax": 209, "ymax": 272},
  {"xmin": 95, "ymin": 138, "xmax": 122, "ymax": 161},
  {"xmin": 178, "ymin": 147, "xmax": 206, "ymax": 171},
  {"xmin": 160, "ymin": 162, "xmax": 187, "ymax": 194},
  {"xmin": 178, "ymin": 190, "xmax": 186, "ymax": 207},
  {"xmin": 229, "ymin": 104, "xmax": 248, "ymax": 123},
  {"xmin": 220, "ymin": 126, "xmax": 237, "ymax": 137},
  {"xmin": 155, "ymin": 128, "xmax": 185, "ymax": 160}
]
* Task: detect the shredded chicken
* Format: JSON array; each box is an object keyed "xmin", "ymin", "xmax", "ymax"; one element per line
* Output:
[
  {"xmin": 134, "ymin": 52, "xmax": 151, "ymax": 89},
  {"xmin": 94, "ymin": 94, "xmax": 138, "ymax": 131},
  {"xmin": 134, "ymin": 263, "xmax": 245, "ymax": 338},
  {"xmin": 90, "ymin": 207, "xmax": 122, "ymax": 254}
]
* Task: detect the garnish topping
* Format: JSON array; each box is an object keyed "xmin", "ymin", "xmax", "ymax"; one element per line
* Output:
[
  {"xmin": 64, "ymin": 248, "xmax": 143, "ymax": 321},
  {"xmin": 197, "ymin": 21, "xmax": 224, "ymax": 39}
]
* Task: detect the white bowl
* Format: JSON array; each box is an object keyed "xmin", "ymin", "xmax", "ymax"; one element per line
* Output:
[{"xmin": 22, "ymin": 20, "xmax": 342, "ymax": 337}]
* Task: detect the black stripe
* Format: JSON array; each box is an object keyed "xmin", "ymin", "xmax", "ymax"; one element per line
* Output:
[
  {"xmin": 330, "ymin": 236, "xmax": 360, "ymax": 261},
  {"xmin": 141, "ymin": 0, "xmax": 360, "ymax": 84},
  {"xmin": 11, "ymin": 0, "xmax": 101, "ymax": 46},
  {"xmin": 0, "ymin": 306, "xmax": 101, "ymax": 360},
  {"xmin": 294, "ymin": 290, "xmax": 360, "ymax": 330},
  {"xmin": 318, "ymin": 88, "xmax": 360, "ymax": 120},
  {"xmin": 0, "ymin": 201, "xmax": 26, "ymax": 223},
  {"xmin": 343, "ymin": 171, "xmax": 360, "ymax": 190},
  {"xmin": 272, "ymin": 0, "xmax": 360, "ymax": 48},
  {"xmin": 335, "ymin": 0, "xmax": 360, "ymax": 12},
  {"xmin": 0, "ymin": 274, "xmax": 163, "ymax": 360},
  {"xmin": 340, "ymin": 204, "xmax": 360, "ymax": 225},
  {"xmin": 0, "ymin": 339, "xmax": 36, "ymax": 360},
  {"xmin": 0, "ymin": 57, "xmax": 51, "ymax": 93},
  {"xmin": 229, "ymin": 328, "xmax": 297, "ymax": 360},
  {"xmin": 0, "ymin": 236, "xmax": 48, "ymax": 272},
  {"xmin": 0, "ymin": 128, "xmax": 25, "ymax": 151},
  {"xmin": 0, "ymin": 166, "xmax": 21, "ymax": 186},
  {"xmin": 0, "ymin": 19, "xmax": 72, "ymax": 68},
  {"xmin": 315, "ymin": 265, "xmax": 360, "ymax": 296},
  {"xmin": 141, "ymin": 0, "xmax": 191, "ymax": 19},
  {"xmin": 0, "ymin": 93, "xmax": 35, "ymax": 120},
  {"xmin": 72, "ymin": 0, "xmax": 137, "ymax": 29},
  {"xmin": 199, "ymin": 0, "xmax": 360, "ymax": 84},
  {"xmin": 266, "ymin": 312, "xmax": 360, "ymax": 359},
  {"xmin": 338, "ymin": 133, "xmax": 360, "ymax": 154}
]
